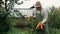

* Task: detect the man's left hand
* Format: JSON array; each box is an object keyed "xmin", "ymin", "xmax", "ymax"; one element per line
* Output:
[{"xmin": 36, "ymin": 22, "xmax": 44, "ymax": 30}]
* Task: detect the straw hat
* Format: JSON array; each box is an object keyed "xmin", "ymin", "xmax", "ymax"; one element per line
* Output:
[{"xmin": 34, "ymin": 1, "xmax": 41, "ymax": 7}]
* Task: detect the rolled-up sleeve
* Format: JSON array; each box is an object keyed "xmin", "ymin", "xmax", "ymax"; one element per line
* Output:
[{"xmin": 42, "ymin": 9, "xmax": 48, "ymax": 23}]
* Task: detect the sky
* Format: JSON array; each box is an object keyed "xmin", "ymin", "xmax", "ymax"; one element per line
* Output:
[{"xmin": 14, "ymin": 0, "xmax": 60, "ymax": 8}]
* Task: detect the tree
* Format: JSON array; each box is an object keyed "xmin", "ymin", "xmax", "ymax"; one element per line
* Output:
[{"xmin": 0, "ymin": 0, "xmax": 11, "ymax": 34}]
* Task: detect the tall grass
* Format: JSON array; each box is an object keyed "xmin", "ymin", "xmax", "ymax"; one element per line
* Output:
[
  {"xmin": 47, "ymin": 7, "xmax": 60, "ymax": 29},
  {"xmin": 47, "ymin": 7, "xmax": 60, "ymax": 34}
]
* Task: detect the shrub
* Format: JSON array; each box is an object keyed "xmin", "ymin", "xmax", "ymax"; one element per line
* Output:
[
  {"xmin": 47, "ymin": 7, "xmax": 60, "ymax": 29},
  {"xmin": 0, "ymin": 7, "xmax": 11, "ymax": 34}
]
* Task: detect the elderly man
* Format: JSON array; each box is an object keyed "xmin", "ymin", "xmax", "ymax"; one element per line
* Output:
[{"xmin": 28, "ymin": 1, "xmax": 49, "ymax": 34}]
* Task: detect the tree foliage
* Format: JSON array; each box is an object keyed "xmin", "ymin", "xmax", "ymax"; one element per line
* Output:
[{"xmin": 0, "ymin": 0, "xmax": 11, "ymax": 34}]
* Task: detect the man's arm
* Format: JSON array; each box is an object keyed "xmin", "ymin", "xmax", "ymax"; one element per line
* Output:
[{"xmin": 42, "ymin": 9, "xmax": 48, "ymax": 23}]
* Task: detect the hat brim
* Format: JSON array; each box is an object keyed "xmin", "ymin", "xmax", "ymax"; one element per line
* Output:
[{"xmin": 34, "ymin": 5, "xmax": 41, "ymax": 7}]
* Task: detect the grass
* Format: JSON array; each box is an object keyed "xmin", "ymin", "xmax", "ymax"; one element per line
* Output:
[
  {"xmin": 7, "ymin": 26, "xmax": 60, "ymax": 34},
  {"xmin": 50, "ymin": 28, "xmax": 60, "ymax": 34},
  {"xmin": 7, "ymin": 26, "xmax": 32, "ymax": 34}
]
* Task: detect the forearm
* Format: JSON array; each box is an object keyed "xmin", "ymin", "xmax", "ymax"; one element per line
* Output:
[{"xmin": 42, "ymin": 17, "xmax": 48, "ymax": 23}]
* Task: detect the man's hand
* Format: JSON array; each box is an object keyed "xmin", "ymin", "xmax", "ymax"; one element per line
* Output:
[
  {"xmin": 27, "ymin": 16, "xmax": 33, "ymax": 20},
  {"xmin": 36, "ymin": 22, "xmax": 44, "ymax": 30}
]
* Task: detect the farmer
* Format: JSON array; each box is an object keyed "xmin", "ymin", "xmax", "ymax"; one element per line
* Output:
[{"xmin": 28, "ymin": 1, "xmax": 49, "ymax": 34}]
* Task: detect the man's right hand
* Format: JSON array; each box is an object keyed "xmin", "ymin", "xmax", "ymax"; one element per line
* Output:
[{"xmin": 27, "ymin": 16, "xmax": 33, "ymax": 20}]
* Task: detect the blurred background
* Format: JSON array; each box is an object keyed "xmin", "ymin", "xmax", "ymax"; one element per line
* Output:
[{"xmin": 0, "ymin": 0, "xmax": 60, "ymax": 34}]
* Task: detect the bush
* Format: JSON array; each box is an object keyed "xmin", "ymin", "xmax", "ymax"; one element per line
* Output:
[
  {"xmin": 49, "ymin": 28, "xmax": 60, "ymax": 34},
  {"xmin": 0, "ymin": 7, "xmax": 11, "ymax": 34},
  {"xmin": 47, "ymin": 7, "xmax": 60, "ymax": 29}
]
